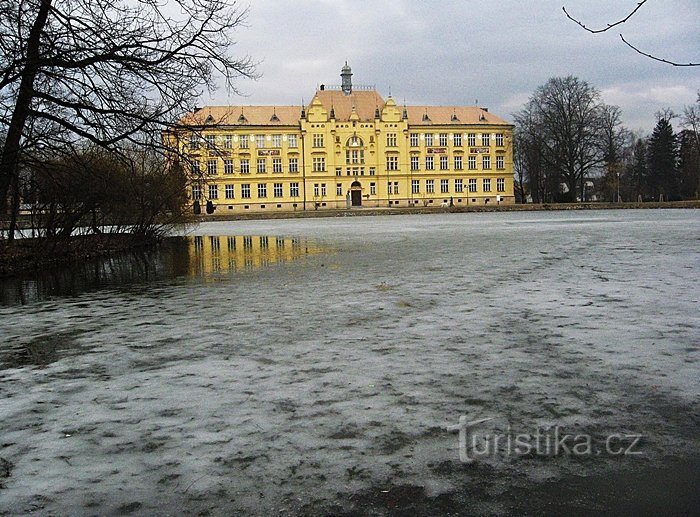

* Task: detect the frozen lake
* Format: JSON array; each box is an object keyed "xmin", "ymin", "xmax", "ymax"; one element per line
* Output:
[{"xmin": 1, "ymin": 210, "xmax": 699, "ymax": 515}]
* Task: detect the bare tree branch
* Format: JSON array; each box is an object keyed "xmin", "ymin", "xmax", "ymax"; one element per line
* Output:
[
  {"xmin": 562, "ymin": 1, "xmax": 648, "ymax": 34},
  {"xmin": 563, "ymin": 1, "xmax": 698, "ymax": 66},
  {"xmin": 620, "ymin": 34, "xmax": 699, "ymax": 67}
]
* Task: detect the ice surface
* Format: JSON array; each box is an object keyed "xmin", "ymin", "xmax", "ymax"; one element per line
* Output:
[{"xmin": 0, "ymin": 210, "xmax": 698, "ymax": 514}]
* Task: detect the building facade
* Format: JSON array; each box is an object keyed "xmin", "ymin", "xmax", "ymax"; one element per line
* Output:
[{"xmin": 168, "ymin": 65, "xmax": 515, "ymax": 213}]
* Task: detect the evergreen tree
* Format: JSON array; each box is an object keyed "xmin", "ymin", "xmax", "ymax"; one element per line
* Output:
[{"xmin": 646, "ymin": 119, "xmax": 678, "ymax": 201}]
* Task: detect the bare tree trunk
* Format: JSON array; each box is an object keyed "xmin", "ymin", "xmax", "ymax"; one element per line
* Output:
[{"xmin": 0, "ymin": 0, "xmax": 53, "ymax": 240}]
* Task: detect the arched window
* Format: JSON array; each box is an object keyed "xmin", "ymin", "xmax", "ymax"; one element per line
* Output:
[
  {"xmin": 345, "ymin": 135, "xmax": 365, "ymax": 164},
  {"xmin": 346, "ymin": 135, "xmax": 363, "ymax": 147}
]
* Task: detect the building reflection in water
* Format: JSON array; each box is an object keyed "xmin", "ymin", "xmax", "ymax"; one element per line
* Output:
[{"xmin": 188, "ymin": 235, "xmax": 317, "ymax": 278}]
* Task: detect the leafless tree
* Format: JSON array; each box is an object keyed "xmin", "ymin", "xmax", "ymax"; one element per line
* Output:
[
  {"xmin": 0, "ymin": 0, "xmax": 256, "ymax": 238},
  {"xmin": 600, "ymin": 105, "xmax": 630, "ymax": 201},
  {"xmin": 515, "ymin": 77, "xmax": 622, "ymax": 202},
  {"xmin": 681, "ymin": 92, "xmax": 700, "ymax": 150},
  {"xmin": 563, "ymin": 1, "xmax": 698, "ymax": 67}
]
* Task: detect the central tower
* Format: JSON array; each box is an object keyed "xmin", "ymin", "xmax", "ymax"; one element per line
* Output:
[{"xmin": 341, "ymin": 62, "xmax": 352, "ymax": 95}]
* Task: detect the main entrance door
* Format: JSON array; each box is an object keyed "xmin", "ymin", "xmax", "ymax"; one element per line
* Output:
[{"xmin": 350, "ymin": 181, "xmax": 362, "ymax": 207}]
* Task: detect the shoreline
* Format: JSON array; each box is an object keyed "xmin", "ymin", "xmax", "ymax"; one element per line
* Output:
[
  {"xmin": 1, "ymin": 202, "xmax": 698, "ymax": 278},
  {"xmin": 193, "ymin": 200, "xmax": 700, "ymax": 222},
  {"xmin": 0, "ymin": 233, "xmax": 157, "ymax": 278}
]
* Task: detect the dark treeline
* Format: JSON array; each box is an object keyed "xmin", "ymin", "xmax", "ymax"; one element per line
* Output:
[{"xmin": 514, "ymin": 79, "xmax": 699, "ymax": 203}]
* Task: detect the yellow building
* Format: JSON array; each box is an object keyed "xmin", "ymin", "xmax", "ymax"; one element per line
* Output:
[{"xmin": 168, "ymin": 64, "xmax": 514, "ymax": 213}]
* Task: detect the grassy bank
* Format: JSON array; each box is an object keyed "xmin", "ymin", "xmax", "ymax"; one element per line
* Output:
[{"xmin": 192, "ymin": 200, "xmax": 700, "ymax": 222}]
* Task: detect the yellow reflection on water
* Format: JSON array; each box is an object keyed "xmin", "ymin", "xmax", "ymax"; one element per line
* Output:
[{"xmin": 187, "ymin": 235, "xmax": 321, "ymax": 277}]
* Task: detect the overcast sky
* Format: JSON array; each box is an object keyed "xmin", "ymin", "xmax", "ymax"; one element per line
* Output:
[{"xmin": 202, "ymin": 0, "xmax": 699, "ymax": 133}]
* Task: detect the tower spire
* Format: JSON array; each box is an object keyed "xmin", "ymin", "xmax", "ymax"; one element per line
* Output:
[{"xmin": 341, "ymin": 62, "xmax": 353, "ymax": 95}]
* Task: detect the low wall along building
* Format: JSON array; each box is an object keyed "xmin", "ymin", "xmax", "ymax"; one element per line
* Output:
[{"xmin": 167, "ymin": 64, "xmax": 515, "ymax": 213}]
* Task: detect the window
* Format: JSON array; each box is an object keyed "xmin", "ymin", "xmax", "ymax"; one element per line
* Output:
[
  {"xmin": 313, "ymin": 134, "xmax": 324, "ymax": 147},
  {"xmin": 454, "ymin": 156, "xmax": 463, "ymax": 170},
  {"xmin": 240, "ymin": 135, "xmax": 249, "ymax": 149},
  {"xmin": 386, "ymin": 155, "xmax": 398, "ymax": 171},
  {"xmin": 425, "ymin": 156, "xmax": 434, "ymax": 170},
  {"xmin": 410, "ymin": 133, "xmax": 419, "ymax": 147},
  {"xmin": 241, "ymin": 183, "xmax": 251, "ymax": 198},
  {"xmin": 346, "ymin": 149, "xmax": 364, "ymax": 165},
  {"xmin": 425, "ymin": 133, "xmax": 434, "ymax": 146},
  {"xmin": 496, "ymin": 155, "xmax": 505, "ymax": 170},
  {"xmin": 312, "ymin": 157, "xmax": 326, "ymax": 172},
  {"xmin": 289, "ymin": 158, "xmax": 298, "ymax": 173},
  {"xmin": 481, "ymin": 133, "xmax": 490, "ymax": 147},
  {"xmin": 482, "ymin": 155, "xmax": 491, "ymax": 170},
  {"xmin": 441, "ymin": 179, "xmax": 449, "ymax": 193},
  {"xmin": 288, "ymin": 134, "xmax": 298, "ymax": 148},
  {"xmin": 257, "ymin": 159, "xmax": 266, "ymax": 173},
  {"xmin": 439, "ymin": 133, "xmax": 448, "ymax": 146},
  {"xmin": 240, "ymin": 159, "xmax": 250, "ymax": 174},
  {"xmin": 386, "ymin": 133, "xmax": 397, "ymax": 147},
  {"xmin": 189, "ymin": 134, "xmax": 199, "ymax": 150},
  {"xmin": 321, "ymin": 183, "xmax": 327, "ymax": 196},
  {"xmin": 483, "ymin": 178, "xmax": 491, "ymax": 192},
  {"xmin": 290, "ymin": 182, "xmax": 299, "ymax": 197},
  {"xmin": 255, "ymin": 135, "xmax": 265, "ymax": 148},
  {"xmin": 410, "ymin": 156, "xmax": 419, "ymax": 171},
  {"xmin": 468, "ymin": 156, "xmax": 477, "ymax": 170},
  {"xmin": 206, "ymin": 135, "xmax": 215, "ymax": 149},
  {"xmin": 273, "ymin": 158, "xmax": 282, "ymax": 173},
  {"xmin": 370, "ymin": 182, "xmax": 376, "ymax": 195},
  {"xmin": 412, "ymin": 179, "xmax": 420, "ymax": 194},
  {"xmin": 426, "ymin": 179, "xmax": 435, "ymax": 193},
  {"xmin": 192, "ymin": 184, "xmax": 201, "ymax": 200},
  {"xmin": 336, "ymin": 167, "xmax": 342, "ymax": 177},
  {"xmin": 455, "ymin": 179, "xmax": 463, "ymax": 193},
  {"xmin": 440, "ymin": 155, "xmax": 448, "ymax": 170},
  {"xmin": 271, "ymin": 134, "xmax": 282, "ymax": 148},
  {"xmin": 393, "ymin": 182, "xmax": 399, "ymax": 195},
  {"xmin": 224, "ymin": 135, "xmax": 233, "ymax": 149},
  {"xmin": 336, "ymin": 183, "xmax": 342, "ymax": 196},
  {"xmin": 313, "ymin": 183, "xmax": 319, "ymax": 197},
  {"xmin": 495, "ymin": 133, "xmax": 504, "ymax": 147},
  {"xmin": 369, "ymin": 167, "xmax": 376, "ymax": 176},
  {"xmin": 224, "ymin": 159, "xmax": 234, "ymax": 175},
  {"xmin": 191, "ymin": 161, "xmax": 201, "ymax": 175},
  {"xmin": 274, "ymin": 183, "xmax": 283, "ymax": 197},
  {"xmin": 467, "ymin": 133, "xmax": 476, "ymax": 146},
  {"xmin": 453, "ymin": 133, "xmax": 463, "ymax": 147},
  {"xmin": 497, "ymin": 178, "xmax": 505, "ymax": 192},
  {"xmin": 225, "ymin": 184, "xmax": 234, "ymax": 199},
  {"xmin": 258, "ymin": 183, "xmax": 267, "ymax": 198},
  {"xmin": 208, "ymin": 184, "xmax": 218, "ymax": 199},
  {"xmin": 469, "ymin": 178, "xmax": 477, "ymax": 192}
]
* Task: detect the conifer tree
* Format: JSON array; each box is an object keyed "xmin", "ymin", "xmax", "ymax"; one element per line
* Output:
[{"xmin": 646, "ymin": 118, "xmax": 678, "ymax": 200}]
